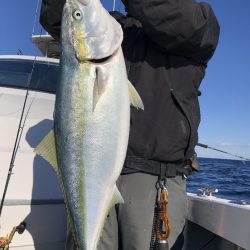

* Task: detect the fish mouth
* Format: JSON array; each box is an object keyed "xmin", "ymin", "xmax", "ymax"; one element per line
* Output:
[
  {"xmin": 88, "ymin": 55, "xmax": 111, "ymax": 64},
  {"xmin": 87, "ymin": 48, "xmax": 119, "ymax": 65}
]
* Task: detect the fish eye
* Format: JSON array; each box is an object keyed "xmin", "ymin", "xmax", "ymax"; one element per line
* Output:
[{"xmin": 73, "ymin": 10, "xmax": 82, "ymax": 20}]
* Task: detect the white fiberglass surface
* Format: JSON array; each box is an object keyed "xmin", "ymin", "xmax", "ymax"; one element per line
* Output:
[{"xmin": 0, "ymin": 87, "xmax": 63, "ymax": 202}]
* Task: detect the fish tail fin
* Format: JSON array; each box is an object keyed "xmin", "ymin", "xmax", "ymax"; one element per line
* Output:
[{"xmin": 128, "ymin": 80, "xmax": 144, "ymax": 110}]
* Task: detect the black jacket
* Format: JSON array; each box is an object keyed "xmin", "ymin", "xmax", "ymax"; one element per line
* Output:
[{"xmin": 40, "ymin": 0, "xmax": 220, "ymax": 167}]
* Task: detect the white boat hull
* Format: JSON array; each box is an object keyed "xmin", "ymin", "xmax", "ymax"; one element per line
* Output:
[{"xmin": 0, "ymin": 78, "xmax": 66, "ymax": 248}]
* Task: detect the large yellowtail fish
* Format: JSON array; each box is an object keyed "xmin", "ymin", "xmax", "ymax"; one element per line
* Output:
[{"xmin": 35, "ymin": 0, "xmax": 143, "ymax": 249}]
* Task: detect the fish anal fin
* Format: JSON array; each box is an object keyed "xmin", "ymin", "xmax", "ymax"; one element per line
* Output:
[
  {"xmin": 128, "ymin": 81, "xmax": 144, "ymax": 110},
  {"xmin": 109, "ymin": 185, "xmax": 124, "ymax": 210},
  {"xmin": 34, "ymin": 129, "xmax": 59, "ymax": 174}
]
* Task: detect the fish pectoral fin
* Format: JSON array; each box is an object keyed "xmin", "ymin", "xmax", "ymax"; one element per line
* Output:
[
  {"xmin": 34, "ymin": 129, "xmax": 59, "ymax": 174},
  {"xmin": 93, "ymin": 67, "xmax": 108, "ymax": 111},
  {"xmin": 109, "ymin": 185, "xmax": 124, "ymax": 209},
  {"xmin": 128, "ymin": 81, "xmax": 144, "ymax": 110}
]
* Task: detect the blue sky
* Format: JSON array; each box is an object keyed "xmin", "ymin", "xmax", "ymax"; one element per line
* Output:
[
  {"xmin": 0, "ymin": 0, "xmax": 249, "ymax": 160},
  {"xmin": 194, "ymin": 1, "xmax": 250, "ymax": 159}
]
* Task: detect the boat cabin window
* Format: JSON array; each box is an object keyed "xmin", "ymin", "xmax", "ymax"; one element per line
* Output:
[{"xmin": 0, "ymin": 59, "xmax": 59, "ymax": 94}]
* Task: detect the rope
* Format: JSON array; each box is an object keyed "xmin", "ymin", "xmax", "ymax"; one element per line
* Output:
[{"xmin": 150, "ymin": 179, "xmax": 170, "ymax": 250}]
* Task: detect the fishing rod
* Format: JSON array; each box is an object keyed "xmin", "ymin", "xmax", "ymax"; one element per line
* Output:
[
  {"xmin": 197, "ymin": 143, "xmax": 250, "ymax": 162},
  {"xmin": 0, "ymin": 58, "xmax": 38, "ymax": 217},
  {"xmin": 0, "ymin": 0, "xmax": 43, "ymax": 217}
]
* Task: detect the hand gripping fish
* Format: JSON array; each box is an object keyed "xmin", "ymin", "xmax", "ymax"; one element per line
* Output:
[{"xmin": 35, "ymin": 0, "xmax": 143, "ymax": 249}]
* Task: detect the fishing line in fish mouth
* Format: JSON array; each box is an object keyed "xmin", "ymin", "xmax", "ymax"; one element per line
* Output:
[{"xmin": 197, "ymin": 143, "xmax": 250, "ymax": 162}]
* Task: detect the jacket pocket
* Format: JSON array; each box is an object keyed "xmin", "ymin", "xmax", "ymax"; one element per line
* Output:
[{"xmin": 170, "ymin": 89, "xmax": 200, "ymax": 158}]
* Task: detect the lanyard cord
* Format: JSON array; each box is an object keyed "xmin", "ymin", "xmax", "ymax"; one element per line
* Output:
[{"xmin": 150, "ymin": 178, "xmax": 170, "ymax": 250}]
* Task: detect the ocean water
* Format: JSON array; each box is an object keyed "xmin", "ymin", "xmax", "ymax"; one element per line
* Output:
[{"xmin": 186, "ymin": 157, "xmax": 250, "ymax": 202}]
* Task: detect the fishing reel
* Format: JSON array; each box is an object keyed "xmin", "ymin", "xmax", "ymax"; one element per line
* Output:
[{"xmin": 0, "ymin": 222, "xmax": 26, "ymax": 250}]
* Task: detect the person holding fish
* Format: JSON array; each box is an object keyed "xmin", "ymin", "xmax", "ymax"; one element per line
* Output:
[{"xmin": 39, "ymin": 0, "xmax": 220, "ymax": 249}]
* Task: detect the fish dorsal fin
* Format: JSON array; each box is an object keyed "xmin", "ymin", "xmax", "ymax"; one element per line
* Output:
[
  {"xmin": 34, "ymin": 129, "xmax": 59, "ymax": 174},
  {"xmin": 93, "ymin": 67, "xmax": 109, "ymax": 111},
  {"xmin": 128, "ymin": 81, "xmax": 144, "ymax": 110}
]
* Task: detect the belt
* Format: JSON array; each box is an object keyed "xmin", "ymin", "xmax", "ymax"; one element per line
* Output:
[{"xmin": 123, "ymin": 157, "xmax": 193, "ymax": 177}]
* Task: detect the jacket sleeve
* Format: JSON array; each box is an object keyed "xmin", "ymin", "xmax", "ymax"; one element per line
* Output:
[
  {"xmin": 126, "ymin": 0, "xmax": 220, "ymax": 64},
  {"xmin": 40, "ymin": 0, "xmax": 65, "ymax": 41}
]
